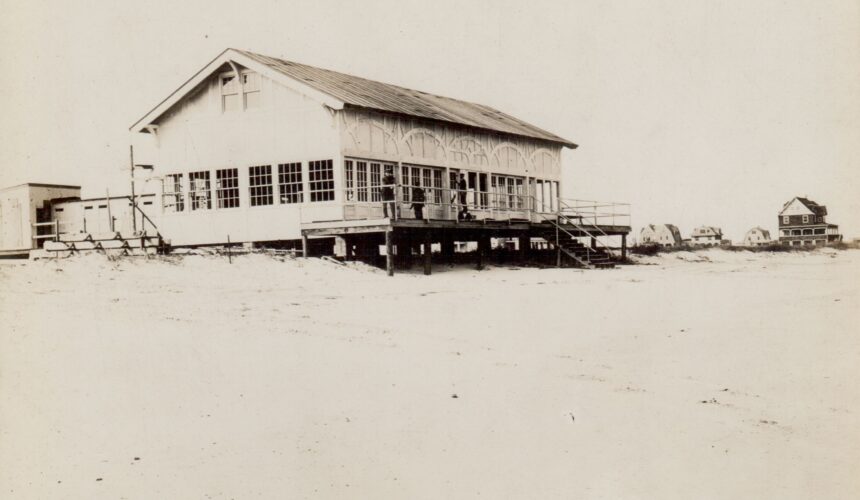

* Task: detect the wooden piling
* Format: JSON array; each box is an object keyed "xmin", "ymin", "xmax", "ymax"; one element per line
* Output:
[
  {"xmin": 621, "ymin": 234, "xmax": 627, "ymax": 260},
  {"xmin": 385, "ymin": 230, "xmax": 394, "ymax": 276},
  {"xmin": 423, "ymin": 231, "xmax": 432, "ymax": 275}
]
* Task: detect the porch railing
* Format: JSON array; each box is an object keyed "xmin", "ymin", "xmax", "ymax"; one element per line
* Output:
[{"xmin": 338, "ymin": 183, "xmax": 630, "ymax": 263}]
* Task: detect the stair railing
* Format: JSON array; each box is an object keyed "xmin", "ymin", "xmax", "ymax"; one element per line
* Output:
[{"xmin": 528, "ymin": 195, "xmax": 593, "ymax": 268}]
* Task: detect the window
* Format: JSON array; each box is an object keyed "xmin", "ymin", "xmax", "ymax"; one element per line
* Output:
[
  {"xmin": 802, "ymin": 215, "xmax": 809, "ymax": 223},
  {"xmin": 814, "ymin": 228, "xmax": 825, "ymax": 235},
  {"xmin": 215, "ymin": 168, "xmax": 239, "ymax": 208},
  {"xmin": 189, "ymin": 171, "xmax": 211, "ymax": 210},
  {"xmin": 222, "ymin": 71, "xmax": 261, "ymax": 112},
  {"xmin": 783, "ymin": 215, "xmax": 789, "ymax": 224},
  {"xmin": 370, "ymin": 162, "xmax": 382, "ymax": 202},
  {"xmin": 401, "ymin": 166, "xmax": 411, "ymax": 202},
  {"xmin": 492, "ymin": 174, "xmax": 525, "ymax": 210},
  {"xmin": 249, "ymin": 165, "xmax": 273, "ymax": 206},
  {"xmin": 221, "ymin": 75, "xmax": 240, "ymax": 112},
  {"xmin": 242, "ymin": 72, "xmax": 261, "ymax": 109},
  {"xmin": 356, "ymin": 161, "xmax": 368, "ymax": 201},
  {"xmin": 401, "ymin": 165, "xmax": 442, "ymax": 205},
  {"xmin": 163, "ymin": 173, "xmax": 185, "ymax": 212},
  {"xmin": 278, "ymin": 162, "xmax": 303, "ymax": 204},
  {"xmin": 344, "ymin": 160, "xmax": 355, "ymax": 201},
  {"xmin": 308, "ymin": 159, "xmax": 334, "ymax": 202}
]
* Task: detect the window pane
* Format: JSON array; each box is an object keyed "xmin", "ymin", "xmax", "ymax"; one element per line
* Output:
[
  {"xmin": 189, "ymin": 171, "xmax": 211, "ymax": 210},
  {"xmin": 216, "ymin": 168, "xmax": 240, "ymax": 208},
  {"xmin": 344, "ymin": 160, "xmax": 354, "ymax": 201},
  {"xmin": 163, "ymin": 173, "xmax": 185, "ymax": 212},
  {"xmin": 356, "ymin": 161, "xmax": 368, "ymax": 202},
  {"xmin": 308, "ymin": 159, "xmax": 334, "ymax": 202},
  {"xmin": 249, "ymin": 165, "xmax": 273, "ymax": 206},
  {"xmin": 278, "ymin": 162, "xmax": 303, "ymax": 204}
]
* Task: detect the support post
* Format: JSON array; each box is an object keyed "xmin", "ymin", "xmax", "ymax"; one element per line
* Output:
[
  {"xmin": 519, "ymin": 233, "xmax": 530, "ymax": 262},
  {"xmin": 621, "ymin": 233, "xmax": 627, "ymax": 261},
  {"xmin": 301, "ymin": 233, "xmax": 309, "ymax": 258},
  {"xmin": 477, "ymin": 234, "xmax": 489, "ymax": 270},
  {"xmin": 405, "ymin": 233, "xmax": 414, "ymax": 269},
  {"xmin": 423, "ymin": 231, "xmax": 432, "ymax": 275},
  {"xmin": 442, "ymin": 232, "xmax": 455, "ymax": 265},
  {"xmin": 385, "ymin": 230, "xmax": 394, "ymax": 277}
]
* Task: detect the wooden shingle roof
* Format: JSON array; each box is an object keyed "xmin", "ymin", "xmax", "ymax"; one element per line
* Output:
[{"xmin": 235, "ymin": 49, "xmax": 577, "ymax": 148}]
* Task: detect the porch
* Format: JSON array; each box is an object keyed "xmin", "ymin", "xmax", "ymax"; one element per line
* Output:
[{"xmin": 301, "ymin": 184, "xmax": 631, "ymax": 275}]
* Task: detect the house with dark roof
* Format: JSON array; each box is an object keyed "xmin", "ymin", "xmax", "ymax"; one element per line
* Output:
[
  {"xmin": 639, "ymin": 224, "xmax": 682, "ymax": 247},
  {"xmin": 690, "ymin": 226, "xmax": 726, "ymax": 246},
  {"xmin": 778, "ymin": 197, "xmax": 841, "ymax": 246}
]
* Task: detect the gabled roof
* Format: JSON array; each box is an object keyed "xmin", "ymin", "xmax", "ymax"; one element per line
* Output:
[
  {"xmin": 745, "ymin": 226, "xmax": 771, "ymax": 238},
  {"xmin": 780, "ymin": 196, "xmax": 827, "ymax": 216},
  {"xmin": 693, "ymin": 226, "xmax": 722, "ymax": 237},
  {"xmin": 131, "ymin": 48, "xmax": 577, "ymax": 148}
]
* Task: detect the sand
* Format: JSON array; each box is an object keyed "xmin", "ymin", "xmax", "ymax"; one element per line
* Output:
[{"xmin": 1, "ymin": 248, "xmax": 858, "ymax": 499}]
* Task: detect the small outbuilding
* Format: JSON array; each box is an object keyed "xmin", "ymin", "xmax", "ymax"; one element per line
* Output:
[{"xmin": 0, "ymin": 183, "xmax": 81, "ymax": 256}]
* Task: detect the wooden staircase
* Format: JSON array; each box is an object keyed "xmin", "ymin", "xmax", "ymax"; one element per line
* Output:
[
  {"xmin": 33, "ymin": 230, "xmax": 167, "ymax": 259},
  {"xmin": 535, "ymin": 228, "xmax": 615, "ymax": 269}
]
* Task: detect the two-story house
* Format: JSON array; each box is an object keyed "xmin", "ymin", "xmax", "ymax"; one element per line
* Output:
[
  {"xmin": 690, "ymin": 226, "xmax": 724, "ymax": 246},
  {"xmin": 778, "ymin": 197, "xmax": 841, "ymax": 246}
]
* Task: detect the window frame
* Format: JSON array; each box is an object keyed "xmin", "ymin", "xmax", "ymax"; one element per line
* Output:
[
  {"xmin": 277, "ymin": 162, "xmax": 303, "ymax": 204},
  {"xmin": 308, "ymin": 159, "xmax": 335, "ymax": 202},
  {"xmin": 248, "ymin": 164, "xmax": 274, "ymax": 207},
  {"xmin": 189, "ymin": 171, "xmax": 212, "ymax": 211},
  {"xmin": 215, "ymin": 168, "xmax": 240, "ymax": 209},
  {"xmin": 162, "ymin": 173, "xmax": 185, "ymax": 213}
]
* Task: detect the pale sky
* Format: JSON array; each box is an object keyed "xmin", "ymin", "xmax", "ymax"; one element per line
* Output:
[{"xmin": 1, "ymin": 0, "xmax": 858, "ymax": 242}]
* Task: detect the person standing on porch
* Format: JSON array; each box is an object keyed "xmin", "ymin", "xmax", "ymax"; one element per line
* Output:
[
  {"xmin": 410, "ymin": 186, "xmax": 425, "ymax": 220},
  {"xmin": 382, "ymin": 168, "xmax": 396, "ymax": 218},
  {"xmin": 457, "ymin": 174, "xmax": 469, "ymax": 220}
]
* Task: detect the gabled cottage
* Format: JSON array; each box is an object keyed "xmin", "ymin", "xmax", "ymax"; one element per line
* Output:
[
  {"xmin": 742, "ymin": 227, "xmax": 771, "ymax": 247},
  {"xmin": 778, "ymin": 197, "xmax": 840, "ymax": 246},
  {"xmin": 690, "ymin": 226, "xmax": 724, "ymax": 246},
  {"xmin": 639, "ymin": 224, "xmax": 682, "ymax": 247}
]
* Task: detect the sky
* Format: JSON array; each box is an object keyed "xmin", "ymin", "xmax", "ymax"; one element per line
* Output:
[{"xmin": 1, "ymin": 0, "xmax": 858, "ymax": 242}]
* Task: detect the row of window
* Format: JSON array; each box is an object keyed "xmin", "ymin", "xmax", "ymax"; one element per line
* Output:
[
  {"xmin": 162, "ymin": 160, "xmax": 334, "ymax": 212},
  {"xmin": 782, "ymin": 215, "xmax": 823, "ymax": 224},
  {"xmin": 781, "ymin": 228, "xmax": 826, "ymax": 236},
  {"xmin": 342, "ymin": 159, "xmax": 559, "ymax": 211}
]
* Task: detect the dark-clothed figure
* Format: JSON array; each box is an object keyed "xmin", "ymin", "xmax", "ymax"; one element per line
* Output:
[
  {"xmin": 457, "ymin": 174, "xmax": 469, "ymax": 220},
  {"xmin": 382, "ymin": 170, "xmax": 396, "ymax": 218},
  {"xmin": 410, "ymin": 186, "xmax": 425, "ymax": 220}
]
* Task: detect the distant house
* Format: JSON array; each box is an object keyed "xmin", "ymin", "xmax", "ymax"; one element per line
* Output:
[
  {"xmin": 639, "ymin": 224, "xmax": 682, "ymax": 247},
  {"xmin": 742, "ymin": 227, "xmax": 771, "ymax": 247},
  {"xmin": 690, "ymin": 226, "xmax": 724, "ymax": 246},
  {"xmin": 778, "ymin": 197, "xmax": 841, "ymax": 246}
]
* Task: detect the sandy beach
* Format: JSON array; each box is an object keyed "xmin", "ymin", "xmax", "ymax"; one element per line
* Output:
[{"xmin": 1, "ymin": 249, "xmax": 858, "ymax": 499}]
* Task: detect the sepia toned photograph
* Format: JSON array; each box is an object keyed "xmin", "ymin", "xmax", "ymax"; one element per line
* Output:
[{"xmin": 1, "ymin": 1, "xmax": 858, "ymax": 498}]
